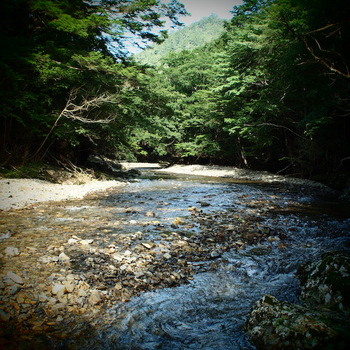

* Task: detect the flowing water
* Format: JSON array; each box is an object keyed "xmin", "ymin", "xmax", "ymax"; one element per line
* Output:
[{"xmin": 1, "ymin": 170, "xmax": 350, "ymax": 349}]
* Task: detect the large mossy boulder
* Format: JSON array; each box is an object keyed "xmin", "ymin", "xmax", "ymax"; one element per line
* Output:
[
  {"xmin": 245, "ymin": 252, "xmax": 350, "ymax": 349},
  {"xmin": 298, "ymin": 252, "xmax": 350, "ymax": 312}
]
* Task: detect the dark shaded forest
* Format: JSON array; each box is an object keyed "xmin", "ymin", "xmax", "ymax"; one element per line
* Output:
[{"xmin": 1, "ymin": 0, "xmax": 349, "ymax": 189}]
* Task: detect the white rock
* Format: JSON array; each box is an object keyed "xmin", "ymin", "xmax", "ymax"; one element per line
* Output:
[
  {"xmin": 58, "ymin": 252, "xmax": 70, "ymax": 262},
  {"xmin": 64, "ymin": 282, "xmax": 75, "ymax": 293},
  {"xmin": 112, "ymin": 253, "xmax": 123, "ymax": 261},
  {"xmin": 78, "ymin": 289, "xmax": 88, "ymax": 297},
  {"xmin": 163, "ymin": 253, "xmax": 172, "ymax": 259},
  {"xmin": 80, "ymin": 239, "xmax": 93, "ymax": 245},
  {"xmin": 7, "ymin": 271, "xmax": 24, "ymax": 285},
  {"xmin": 66, "ymin": 274, "xmax": 77, "ymax": 281},
  {"xmin": 52, "ymin": 283, "xmax": 66, "ymax": 297},
  {"xmin": 5, "ymin": 247, "xmax": 19, "ymax": 257},
  {"xmin": 88, "ymin": 290, "xmax": 101, "ymax": 305}
]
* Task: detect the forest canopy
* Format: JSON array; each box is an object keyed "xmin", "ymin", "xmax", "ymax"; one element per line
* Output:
[{"xmin": 1, "ymin": 0, "xmax": 349, "ymax": 187}]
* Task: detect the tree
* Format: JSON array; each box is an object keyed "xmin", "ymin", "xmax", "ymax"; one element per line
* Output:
[{"xmin": 0, "ymin": 0, "xmax": 187, "ymax": 164}]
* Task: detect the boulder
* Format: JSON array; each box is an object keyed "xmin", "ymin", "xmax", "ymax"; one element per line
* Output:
[
  {"xmin": 245, "ymin": 252, "xmax": 350, "ymax": 349},
  {"xmin": 245, "ymin": 294, "xmax": 339, "ymax": 349},
  {"xmin": 298, "ymin": 252, "xmax": 350, "ymax": 312}
]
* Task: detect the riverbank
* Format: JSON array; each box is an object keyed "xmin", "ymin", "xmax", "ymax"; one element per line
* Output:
[
  {"xmin": 0, "ymin": 162, "xmax": 336, "ymax": 211},
  {"xmin": 0, "ymin": 178, "xmax": 124, "ymax": 211},
  {"xmin": 156, "ymin": 164, "xmax": 329, "ymax": 187},
  {"xmin": 0, "ymin": 164, "xmax": 349, "ymax": 348}
]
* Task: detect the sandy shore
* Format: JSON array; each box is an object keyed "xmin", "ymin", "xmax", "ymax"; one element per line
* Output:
[
  {"xmin": 156, "ymin": 164, "xmax": 326, "ymax": 187},
  {"xmin": 0, "ymin": 178, "xmax": 123, "ymax": 211}
]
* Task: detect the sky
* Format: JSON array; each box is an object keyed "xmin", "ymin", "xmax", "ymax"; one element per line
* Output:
[{"xmin": 175, "ymin": 0, "xmax": 243, "ymax": 26}]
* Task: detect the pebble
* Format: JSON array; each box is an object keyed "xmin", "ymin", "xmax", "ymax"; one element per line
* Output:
[
  {"xmin": 59, "ymin": 252, "xmax": 70, "ymax": 263},
  {"xmin": 0, "ymin": 309, "xmax": 10, "ymax": 321},
  {"xmin": 7, "ymin": 271, "xmax": 24, "ymax": 285},
  {"xmin": 89, "ymin": 290, "xmax": 102, "ymax": 305},
  {"xmin": 52, "ymin": 283, "xmax": 66, "ymax": 296},
  {"xmin": 5, "ymin": 246, "xmax": 20, "ymax": 257},
  {"xmin": 8, "ymin": 284, "xmax": 21, "ymax": 295}
]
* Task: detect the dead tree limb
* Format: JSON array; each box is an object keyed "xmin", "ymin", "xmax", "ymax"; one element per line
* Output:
[{"xmin": 33, "ymin": 89, "xmax": 118, "ymax": 158}]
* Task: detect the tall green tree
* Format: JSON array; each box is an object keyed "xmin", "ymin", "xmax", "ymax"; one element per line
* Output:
[
  {"xmin": 0, "ymin": 0, "xmax": 187, "ymax": 164},
  {"xmin": 216, "ymin": 0, "xmax": 350, "ymax": 175}
]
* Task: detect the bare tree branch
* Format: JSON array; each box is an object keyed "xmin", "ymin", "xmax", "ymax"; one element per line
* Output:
[
  {"xmin": 33, "ymin": 88, "xmax": 118, "ymax": 158},
  {"xmin": 276, "ymin": 14, "xmax": 350, "ymax": 78}
]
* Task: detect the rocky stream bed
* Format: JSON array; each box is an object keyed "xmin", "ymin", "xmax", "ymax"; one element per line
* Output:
[{"xmin": 0, "ymin": 165, "xmax": 350, "ymax": 349}]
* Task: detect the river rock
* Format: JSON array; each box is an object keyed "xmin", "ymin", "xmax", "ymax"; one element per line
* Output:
[
  {"xmin": 59, "ymin": 252, "xmax": 70, "ymax": 263},
  {"xmin": 0, "ymin": 309, "xmax": 10, "ymax": 321},
  {"xmin": 7, "ymin": 271, "xmax": 24, "ymax": 285},
  {"xmin": 52, "ymin": 283, "xmax": 66, "ymax": 297},
  {"xmin": 5, "ymin": 246, "xmax": 19, "ymax": 257},
  {"xmin": 298, "ymin": 252, "xmax": 350, "ymax": 311},
  {"xmin": 171, "ymin": 217, "xmax": 185, "ymax": 228},
  {"xmin": 246, "ymin": 252, "xmax": 350, "ymax": 349},
  {"xmin": 80, "ymin": 239, "xmax": 93, "ymax": 245},
  {"xmin": 245, "ymin": 294, "xmax": 339, "ymax": 349},
  {"xmin": 89, "ymin": 290, "xmax": 102, "ymax": 305},
  {"xmin": 8, "ymin": 284, "xmax": 21, "ymax": 295},
  {"xmin": 141, "ymin": 242, "xmax": 155, "ymax": 250},
  {"xmin": 64, "ymin": 282, "xmax": 75, "ymax": 293}
]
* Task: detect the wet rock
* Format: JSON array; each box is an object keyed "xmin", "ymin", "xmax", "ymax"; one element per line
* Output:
[
  {"xmin": 171, "ymin": 217, "xmax": 185, "ymax": 228},
  {"xmin": 8, "ymin": 284, "xmax": 21, "ymax": 295},
  {"xmin": 114, "ymin": 282, "xmax": 122, "ymax": 290},
  {"xmin": 127, "ymin": 169, "xmax": 142, "ymax": 176},
  {"xmin": 210, "ymin": 251, "xmax": 221, "ymax": 259},
  {"xmin": 5, "ymin": 246, "xmax": 19, "ymax": 257},
  {"xmin": 7, "ymin": 271, "xmax": 24, "ymax": 285},
  {"xmin": 142, "ymin": 242, "xmax": 155, "ymax": 250}
]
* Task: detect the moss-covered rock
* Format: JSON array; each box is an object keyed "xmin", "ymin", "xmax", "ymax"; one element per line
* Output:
[
  {"xmin": 298, "ymin": 252, "xmax": 350, "ymax": 312},
  {"xmin": 245, "ymin": 252, "xmax": 350, "ymax": 349}
]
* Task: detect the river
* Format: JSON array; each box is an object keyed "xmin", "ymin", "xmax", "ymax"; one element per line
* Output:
[{"xmin": 1, "ymin": 168, "xmax": 350, "ymax": 349}]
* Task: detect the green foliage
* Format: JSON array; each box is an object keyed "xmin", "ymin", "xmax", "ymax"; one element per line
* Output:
[
  {"xmin": 1, "ymin": 0, "xmax": 349, "ymax": 184},
  {"xmin": 0, "ymin": 0, "xmax": 187, "ymax": 164}
]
